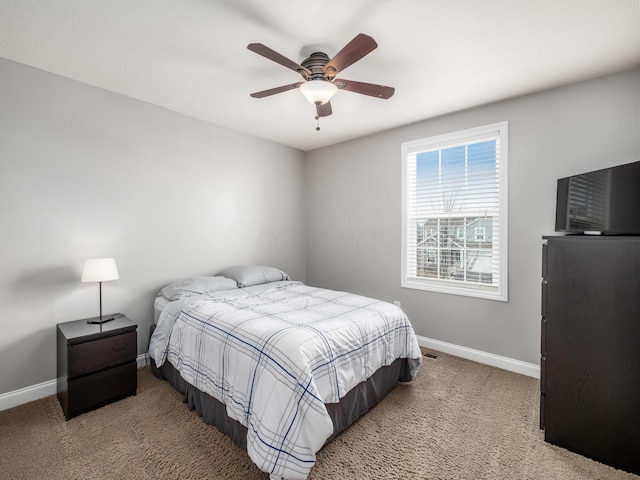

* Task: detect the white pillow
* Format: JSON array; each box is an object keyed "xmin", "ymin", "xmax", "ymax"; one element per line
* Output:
[
  {"xmin": 159, "ymin": 276, "xmax": 238, "ymax": 301},
  {"xmin": 218, "ymin": 265, "xmax": 290, "ymax": 288}
]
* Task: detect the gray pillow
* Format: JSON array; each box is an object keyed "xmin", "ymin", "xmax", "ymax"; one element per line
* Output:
[
  {"xmin": 218, "ymin": 265, "xmax": 290, "ymax": 288},
  {"xmin": 159, "ymin": 275, "xmax": 238, "ymax": 301}
]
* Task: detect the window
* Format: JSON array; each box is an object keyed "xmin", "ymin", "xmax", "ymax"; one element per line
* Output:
[{"xmin": 401, "ymin": 122, "xmax": 508, "ymax": 301}]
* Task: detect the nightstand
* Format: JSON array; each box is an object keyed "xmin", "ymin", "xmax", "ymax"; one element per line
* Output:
[{"xmin": 56, "ymin": 314, "xmax": 137, "ymax": 420}]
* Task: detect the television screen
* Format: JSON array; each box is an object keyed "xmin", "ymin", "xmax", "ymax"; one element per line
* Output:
[{"xmin": 555, "ymin": 160, "xmax": 640, "ymax": 235}]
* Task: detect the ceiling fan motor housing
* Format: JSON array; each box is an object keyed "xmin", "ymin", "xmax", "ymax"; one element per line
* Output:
[{"xmin": 300, "ymin": 52, "xmax": 334, "ymax": 81}]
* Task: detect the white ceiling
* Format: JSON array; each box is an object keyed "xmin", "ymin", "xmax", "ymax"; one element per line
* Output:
[{"xmin": 1, "ymin": 0, "xmax": 639, "ymax": 151}]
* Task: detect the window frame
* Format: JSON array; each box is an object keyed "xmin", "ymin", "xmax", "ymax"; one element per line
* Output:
[{"xmin": 401, "ymin": 122, "xmax": 509, "ymax": 302}]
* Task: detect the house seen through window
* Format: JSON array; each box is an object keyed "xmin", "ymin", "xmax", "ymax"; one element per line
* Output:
[{"xmin": 401, "ymin": 122, "xmax": 508, "ymax": 301}]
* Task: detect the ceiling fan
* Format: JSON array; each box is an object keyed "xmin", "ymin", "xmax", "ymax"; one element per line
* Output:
[{"xmin": 247, "ymin": 34, "xmax": 394, "ymax": 129}]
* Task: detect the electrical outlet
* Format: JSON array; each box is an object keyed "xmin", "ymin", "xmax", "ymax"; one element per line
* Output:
[{"xmin": 393, "ymin": 300, "xmax": 401, "ymax": 308}]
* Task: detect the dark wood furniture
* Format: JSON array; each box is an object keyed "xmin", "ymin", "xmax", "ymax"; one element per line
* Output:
[
  {"xmin": 57, "ymin": 314, "xmax": 137, "ymax": 420},
  {"xmin": 540, "ymin": 236, "xmax": 640, "ymax": 475}
]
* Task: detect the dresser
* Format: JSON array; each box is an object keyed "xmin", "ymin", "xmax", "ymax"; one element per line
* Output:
[
  {"xmin": 57, "ymin": 314, "xmax": 137, "ymax": 420},
  {"xmin": 540, "ymin": 236, "xmax": 640, "ymax": 475}
]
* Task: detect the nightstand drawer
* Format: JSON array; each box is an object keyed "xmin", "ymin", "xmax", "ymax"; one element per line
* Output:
[
  {"xmin": 67, "ymin": 362, "xmax": 137, "ymax": 417},
  {"xmin": 68, "ymin": 331, "xmax": 136, "ymax": 378}
]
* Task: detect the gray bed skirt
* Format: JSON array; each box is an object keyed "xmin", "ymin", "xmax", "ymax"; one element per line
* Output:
[{"xmin": 151, "ymin": 356, "xmax": 412, "ymax": 451}]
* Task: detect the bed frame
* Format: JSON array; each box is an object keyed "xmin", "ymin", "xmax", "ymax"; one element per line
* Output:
[{"xmin": 151, "ymin": 355, "xmax": 412, "ymax": 451}]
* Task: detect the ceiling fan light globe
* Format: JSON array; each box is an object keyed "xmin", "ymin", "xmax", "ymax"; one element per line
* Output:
[{"xmin": 299, "ymin": 80, "xmax": 338, "ymax": 105}]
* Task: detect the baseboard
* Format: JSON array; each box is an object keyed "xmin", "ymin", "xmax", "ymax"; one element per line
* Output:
[
  {"xmin": 2, "ymin": 346, "xmax": 536, "ymax": 412},
  {"xmin": 0, "ymin": 354, "xmax": 151, "ymax": 412},
  {"xmin": 417, "ymin": 335, "xmax": 540, "ymax": 379},
  {"xmin": 136, "ymin": 353, "xmax": 150, "ymax": 369},
  {"xmin": 0, "ymin": 378, "xmax": 58, "ymax": 412}
]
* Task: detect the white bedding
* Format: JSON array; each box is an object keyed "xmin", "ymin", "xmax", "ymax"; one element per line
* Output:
[
  {"xmin": 148, "ymin": 280, "xmax": 422, "ymax": 480},
  {"xmin": 153, "ymin": 296, "xmax": 170, "ymax": 324}
]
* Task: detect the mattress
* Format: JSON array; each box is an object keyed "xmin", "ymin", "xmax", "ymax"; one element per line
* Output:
[{"xmin": 153, "ymin": 296, "xmax": 169, "ymax": 324}]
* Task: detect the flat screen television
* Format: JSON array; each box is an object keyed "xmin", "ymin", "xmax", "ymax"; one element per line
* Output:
[{"xmin": 555, "ymin": 160, "xmax": 640, "ymax": 235}]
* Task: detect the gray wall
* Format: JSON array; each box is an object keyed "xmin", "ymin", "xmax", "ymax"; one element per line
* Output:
[
  {"xmin": 0, "ymin": 58, "xmax": 306, "ymax": 395},
  {"xmin": 1, "ymin": 57, "xmax": 638, "ymax": 397},
  {"xmin": 305, "ymin": 68, "xmax": 640, "ymax": 365}
]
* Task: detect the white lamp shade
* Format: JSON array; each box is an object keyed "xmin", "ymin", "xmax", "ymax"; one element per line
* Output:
[
  {"xmin": 299, "ymin": 80, "xmax": 338, "ymax": 105},
  {"xmin": 81, "ymin": 258, "xmax": 119, "ymax": 283}
]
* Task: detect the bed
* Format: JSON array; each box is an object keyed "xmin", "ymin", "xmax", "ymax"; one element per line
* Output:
[{"xmin": 148, "ymin": 266, "xmax": 422, "ymax": 480}]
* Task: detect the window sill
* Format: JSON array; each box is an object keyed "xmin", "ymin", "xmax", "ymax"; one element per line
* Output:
[{"xmin": 401, "ymin": 278, "xmax": 508, "ymax": 302}]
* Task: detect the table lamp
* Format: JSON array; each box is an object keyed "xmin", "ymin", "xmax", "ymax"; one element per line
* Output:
[{"xmin": 81, "ymin": 258, "xmax": 119, "ymax": 324}]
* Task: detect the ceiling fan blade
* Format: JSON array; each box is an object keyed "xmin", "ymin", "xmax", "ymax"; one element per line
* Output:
[
  {"xmin": 316, "ymin": 102, "xmax": 332, "ymax": 117},
  {"xmin": 323, "ymin": 34, "xmax": 378, "ymax": 79},
  {"xmin": 334, "ymin": 78, "xmax": 395, "ymax": 99},
  {"xmin": 247, "ymin": 43, "xmax": 311, "ymax": 78},
  {"xmin": 250, "ymin": 82, "xmax": 303, "ymax": 98}
]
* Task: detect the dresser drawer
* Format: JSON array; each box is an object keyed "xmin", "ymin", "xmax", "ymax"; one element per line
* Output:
[
  {"xmin": 68, "ymin": 331, "xmax": 136, "ymax": 378},
  {"xmin": 67, "ymin": 362, "xmax": 137, "ymax": 417}
]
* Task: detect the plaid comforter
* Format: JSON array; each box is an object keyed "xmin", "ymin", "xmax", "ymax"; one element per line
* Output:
[{"xmin": 151, "ymin": 281, "xmax": 422, "ymax": 480}]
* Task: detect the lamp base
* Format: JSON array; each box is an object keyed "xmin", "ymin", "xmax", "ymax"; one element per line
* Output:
[{"xmin": 87, "ymin": 315, "xmax": 116, "ymax": 325}]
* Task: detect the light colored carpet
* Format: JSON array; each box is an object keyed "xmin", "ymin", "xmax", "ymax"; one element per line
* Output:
[{"xmin": 1, "ymin": 352, "xmax": 638, "ymax": 480}]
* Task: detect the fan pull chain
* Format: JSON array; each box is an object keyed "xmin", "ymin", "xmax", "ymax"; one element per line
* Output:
[{"xmin": 315, "ymin": 115, "xmax": 321, "ymax": 131}]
